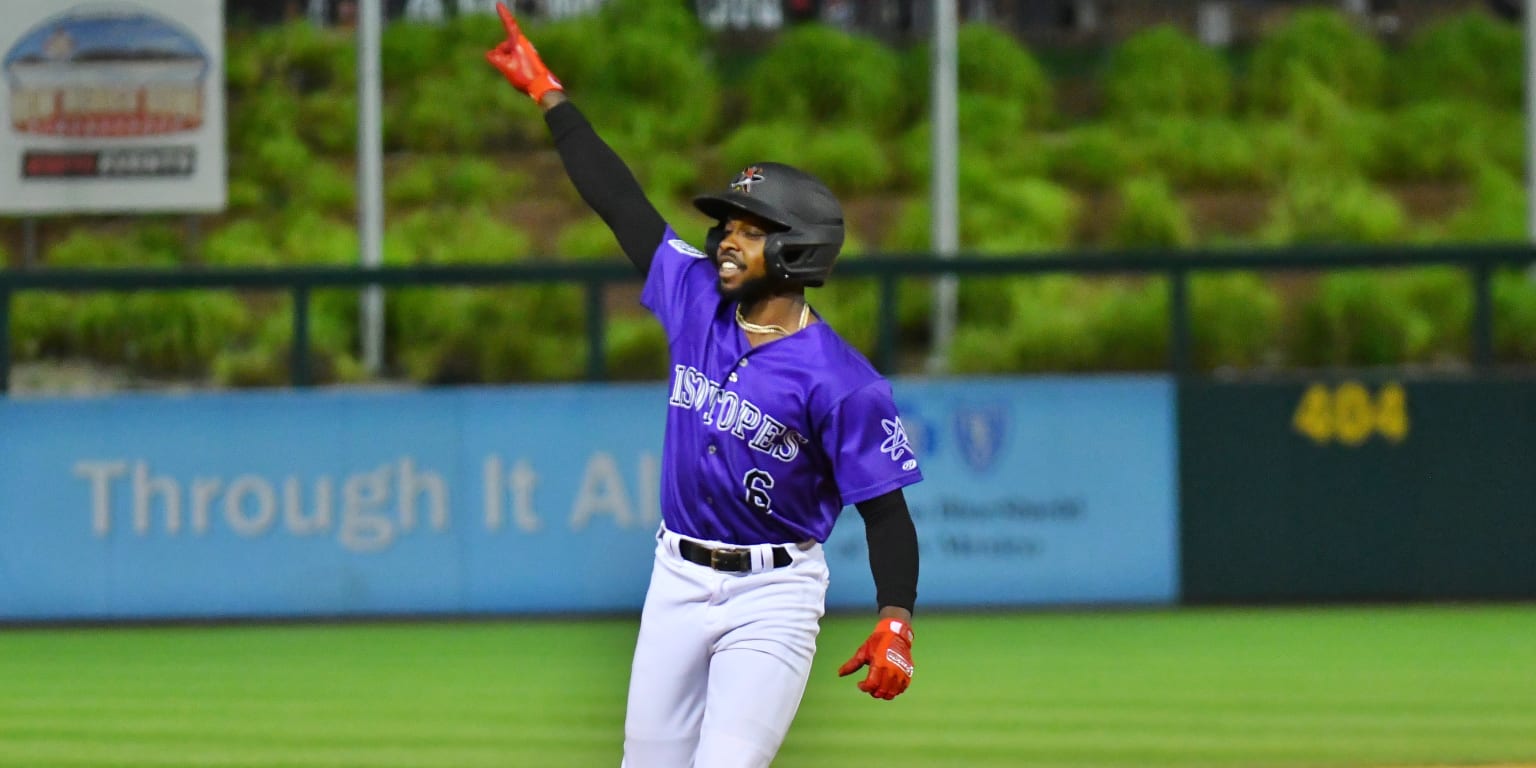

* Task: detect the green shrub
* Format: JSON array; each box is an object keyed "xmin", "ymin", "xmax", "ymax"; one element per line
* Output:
[
  {"xmin": 213, "ymin": 300, "xmax": 364, "ymax": 388},
  {"xmin": 1270, "ymin": 76, "xmax": 1386, "ymax": 177},
  {"xmin": 1444, "ymin": 162, "xmax": 1526, "ymax": 243},
  {"xmin": 1132, "ymin": 117, "xmax": 1270, "ymax": 189},
  {"xmin": 46, "ymin": 227, "xmax": 179, "ymax": 267},
  {"xmin": 386, "ymin": 155, "xmax": 522, "ymax": 209},
  {"xmin": 1109, "ymin": 176, "xmax": 1193, "ymax": 249},
  {"xmin": 1246, "ymin": 8, "xmax": 1385, "ymax": 113},
  {"xmin": 44, "ymin": 228, "xmax": 251, "ymax": 376},
  {"xmin": 556, "ymin": 216, "xmax": 625, "ymax": 262},
  {"xmin": 245, "ymin": 129, "xmax": 314, "ymax": 190},
  {"xmin": 741, "ymin": 24, "xmax": 907, "ymax": 136},
  {"xmin": 1373, "ymin": 101, "xmax": 1495, "ymax": 181},
  {"xmin": 384, "ymin": 206, "xmax": 531, "ymax": 266},
  {"xmin": 1261, "ymin": 174, "xmax": 1405, "ymax": 244},
  {"xmin": 298, "ymin": 91, "xmax": 356, "ymax": 155},
  {"xmin": 906, "ymin": 22, "xmax": 1052, "ymax": 128},
  {"xmin": 384, "ymin": 207, "xmax": 585, "ymax": 383},
  {"xmin": 294, "ymin": 161, "xmax": 357, "ymax": 219},
  {"xmin": 896, "ymin": 110, "xmax": 1047, "ymax": 191},
  {"xmin": 1493, "ymin": 270, "xmax": 1536, "ymax": 363},
  {"xmin": 587, "ymin": 29, "xmax": 719, "ymax": 147},
  {"xmin": 279, "ymin": 212, "xmax": 360, "ymax": 266},
  {"xmin": 1291, "ymin": 271, "xmax": 1435, "ymax": 366},
  {"xmin": 227, "ymin": 86, "xmax": 302, "ymax": 152},
  {"xmin": 380, "ymin": 20, "xmax": 452, "ymax": 88},
  {"xmin": 604, "ymin": 314, "xmax": 669, "ymax": 380},
  {"xmin": 1092, "ymin": 280, "xmax": 1168, "ymax": 370},
  {"xmin": 1189, "ymin": 273, "xmax": 1282, "ymax": 369},
  {"xmin": 1104, "ymin": 25, "xmax": 1232, "ymax": 121},
  {"xmin": 800, "ymin": 127, "xmax": 893, "ymax": 197},
  {"xmin": 812, "ymin": 278, "xmax": 882, "ymax": 357},
  {"xmin": 718, "ymin": 122, "xmax": 811, "ymax": 171},
  {"xmin": 1392, "ymin": 11, "xmax": 1522, "ymax": 108},
  {"xmin": 1000, "ymin": 277, "xmax": 1105, "ymax": 372},
  {"xmin": 1043, "ymin": 125, "xmax": 1136, "ymax": 189},
  {"xmin": 388, "ymin": 73, "xmax": 523, "ymax": 152},
  {"xmin": 203, "ymin": 220, "xmax": 281, "ymax": 267},
  {"xmin": 964, "ymin": 176, "xmax": 1081, "ymax": 253}
]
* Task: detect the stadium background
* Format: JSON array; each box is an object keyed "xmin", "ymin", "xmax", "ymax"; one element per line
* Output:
[{"xmin": 1, "ymin": 1, "xmax": 1533, "ymax": 766}]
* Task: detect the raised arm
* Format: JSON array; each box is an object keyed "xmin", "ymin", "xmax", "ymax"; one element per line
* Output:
[{"xmin": 484, "ymin": 3, "xmax": 666, "ymax": 274}]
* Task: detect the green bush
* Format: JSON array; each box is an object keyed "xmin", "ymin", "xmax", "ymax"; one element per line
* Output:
[
  {"xmin": 1131, "ymin": 117, "xmax": 1270, "ymax": 189},
  {"xmin": 213, "ymin": 299, "xmax": 364, "ymax": 388},
  {"xmin": 1104, "ymin": 25, "xmax": 1232, "ymax": 121},
  {"xmin": 992, "ymin": 277, "xmax": 1106, "ymax": 372},
  {"xmin": 741, "ymin": 24, "xmax": 907, "ymax": 136},
  {"xmin": 800, "ymin": 127, "xmax": 893, "ymax": 197},
  {"xmin": 964, "ymin": 176, "xmax": 1081, "ymax": 253},
  {"xmin": 386, "ymin": 155, "xmax": 524, "ymax": 209},
  {"xmin": 1444, "ymin": 163, "xmax": 1526, "ymax": 243},
  {"xmin": 279, "ymin": 212, "xmax": 360, "ymax": 266},
  {"xmin": 1261, "ymin": 174, "xmax": 1405, "ymax": 244},
  {"xmin": 293, "ymin": 161, "xmax": 358, "ymax": 218},
  {"xmin": 203, "ymin": 219, "xmax": 281, "ymax": 267},
  {"xmin": 1189, "ymin": 273, "xmax": 1282, "ymax": 370},
  {"xmin": 1493, "ymin": 270, "xmax": 1536, "ymax": 363},
  {"xmin": 1109, "ymin": 176, "xmax": 1194, "ymax": 249},
  {"xmin": 1268, "ymin": 76, "xmax": 1385, "ymax": 177},
  {"xmin": 380, "ymin": 20, "xmax": 452, "ymax": 88},
  {"xmin": 718, "ymin": 122, "xmax": 811, "ymax": 171},
  {"xmin": 906, "ymin": 22, "xmax": 1052, "ymax": 128},
  {"xmin": 1291, "ymin": 272, "xmax": 1436, "ymax": 366},
  {"xmin": 604, "ymin": 314, "xmax": 669, "ymax": 380},
  {"xmin": 1374, "ymin": 102, "xmax": 1495, "ymax": 181},
  {"xmin": 383, "ymin": 207, "xmax": 585, "ymax": 383},
  {"xmin": 556, "ymin": 216, "xmax": 625, "ymax": 262},
  {"xmin": 244, "ymin": 129, "xmax": 314, "ymax": 190},
  {"xmin": 1246, "ymin": 8, "xmax": 1385, "ymax": 113},
  {"xmin": 1392, "ymin": 11, "xmax": 1522, "ymax": 108},
  {"xmin": 298, "ymin": 91, "xmax": 357, "ymax": 155},
  {"xmin": 1092, "ymin": 280, "xmax": 1168, "ymax": 370},
  {"xmin": 227, "ymin": 86, "xmax": 302, "ymax": 153},
  {"xmin": 388, "ymin": 71, "xmax": 528, "ymax": 152},
  {"xmin": 1043, "ymin": 125, "xmax": 1136, "ymax": 189}
]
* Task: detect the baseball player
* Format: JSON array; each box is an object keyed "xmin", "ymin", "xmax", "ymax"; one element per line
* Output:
[{"xmin": 486, "ymin": 6, "xmax": 922, "ymax": 766}]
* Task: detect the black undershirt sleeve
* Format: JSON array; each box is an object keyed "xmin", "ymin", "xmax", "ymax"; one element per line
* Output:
[
  {"xmin": 543, "ymin": 101, "xmax": 668, "ymax": 275},
  {"xmin": 854, "ymin": 488, "xmax": 920, "ymax": 613}
]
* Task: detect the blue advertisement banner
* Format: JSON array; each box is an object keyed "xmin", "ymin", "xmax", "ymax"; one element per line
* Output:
[{"xmin": 0, "ymin": 377, "xmax": 1176, "ymax": 621}]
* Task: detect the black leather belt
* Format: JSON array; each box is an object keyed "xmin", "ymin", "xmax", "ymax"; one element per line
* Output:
[{"xmin": 678, "ymin": 538, "xmax": 793, "ymax": 572}]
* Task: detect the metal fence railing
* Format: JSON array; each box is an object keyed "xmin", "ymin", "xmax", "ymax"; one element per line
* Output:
[{"xmin": 2, "ymin": 243, "xmax": 1533, "ymax": 394}]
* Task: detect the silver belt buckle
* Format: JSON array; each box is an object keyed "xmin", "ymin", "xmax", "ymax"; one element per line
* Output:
[{"xmin": 710, "ymin": 547, "xmax": 749, "ymax": 571}]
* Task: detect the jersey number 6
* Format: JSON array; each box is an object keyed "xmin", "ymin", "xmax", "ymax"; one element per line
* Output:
[{"xmin": 743, "ymin": 469, "xmax": 775, "ymax": 516}]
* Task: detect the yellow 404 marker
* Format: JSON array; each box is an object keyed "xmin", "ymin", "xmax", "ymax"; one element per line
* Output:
[{"xmin": 1292, "ymin": 382, "xmax": 1409, "ymax": 446}]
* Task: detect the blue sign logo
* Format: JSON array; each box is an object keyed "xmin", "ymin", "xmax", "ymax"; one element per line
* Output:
[{"xmin": 953, "ymin": 403, "xmax": 1008, "ymax": 474}]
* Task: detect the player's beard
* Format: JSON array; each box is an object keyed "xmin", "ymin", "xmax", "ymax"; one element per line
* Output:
[{"xmin": 717, "ymin": 270, "xmax": 774, "ymax": 304}]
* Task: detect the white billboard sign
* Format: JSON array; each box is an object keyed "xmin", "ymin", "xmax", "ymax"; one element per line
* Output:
[{"xmin": 0, "ymin": 0, "xmax": 226, "ymax": 213}]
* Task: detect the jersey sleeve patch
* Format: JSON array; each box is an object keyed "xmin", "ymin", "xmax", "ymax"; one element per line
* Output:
[{"xmin": 669, "ymin": 238, "xmax": 709, "ymax": 259}]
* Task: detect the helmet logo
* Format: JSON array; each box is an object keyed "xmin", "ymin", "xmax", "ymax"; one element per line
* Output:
[{"xmin": 730, "ymin": 166, "xmax": 765, "ymax": 194}]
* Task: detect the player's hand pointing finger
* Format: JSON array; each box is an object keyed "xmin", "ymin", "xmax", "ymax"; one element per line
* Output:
[
  {"xmin": 485, "ymin": 1, "xmax": 564, "ymax": 103},
  {"xmin": 496, "ymin": 0, "xmax": 520, "ymax": 36}
]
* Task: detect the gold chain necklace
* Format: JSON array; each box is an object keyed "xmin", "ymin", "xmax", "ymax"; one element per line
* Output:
[{"xmin": 736, "ymin": 303, "xmax": 809, "ymax": 336}]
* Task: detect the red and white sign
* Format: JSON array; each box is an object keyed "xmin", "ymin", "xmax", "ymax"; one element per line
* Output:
[{"xmin": 1, "ymin": 0, "xmax": 226, "ymax": 212}]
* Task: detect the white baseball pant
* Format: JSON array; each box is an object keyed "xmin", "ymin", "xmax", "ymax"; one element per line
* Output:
[{"xmin": 621, "ymin": 527, "xmax": 829, "ymax": 768}]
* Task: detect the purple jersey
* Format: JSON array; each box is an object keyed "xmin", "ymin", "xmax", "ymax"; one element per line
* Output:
[{"xmin": 641, "ymin": 226, "xmax": 923, "ymax": 545}]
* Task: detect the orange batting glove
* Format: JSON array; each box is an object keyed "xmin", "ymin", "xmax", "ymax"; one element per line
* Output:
[
  {"xmin": 837, "ymin": 618, "xmax": 914, "ymax": 700},
  {"xmin": 484, "ymin": 2, "xmax": 564, "ymax": 103}
]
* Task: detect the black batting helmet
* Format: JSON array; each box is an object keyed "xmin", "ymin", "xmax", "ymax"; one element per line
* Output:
[{"xmin": 693, "ymin": 162, "xmax": 845, "ymax": 288}]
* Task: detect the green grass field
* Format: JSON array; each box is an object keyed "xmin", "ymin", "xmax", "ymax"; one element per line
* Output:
[{"xmin": 2, "ymin": 605, "xmax": 1533, "ymax": 768}]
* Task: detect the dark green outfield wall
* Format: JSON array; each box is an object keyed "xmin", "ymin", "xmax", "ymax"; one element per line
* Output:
[{"xmin": 1179, "ymin": 376, "xmax": 1536, "ymax": 603}]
